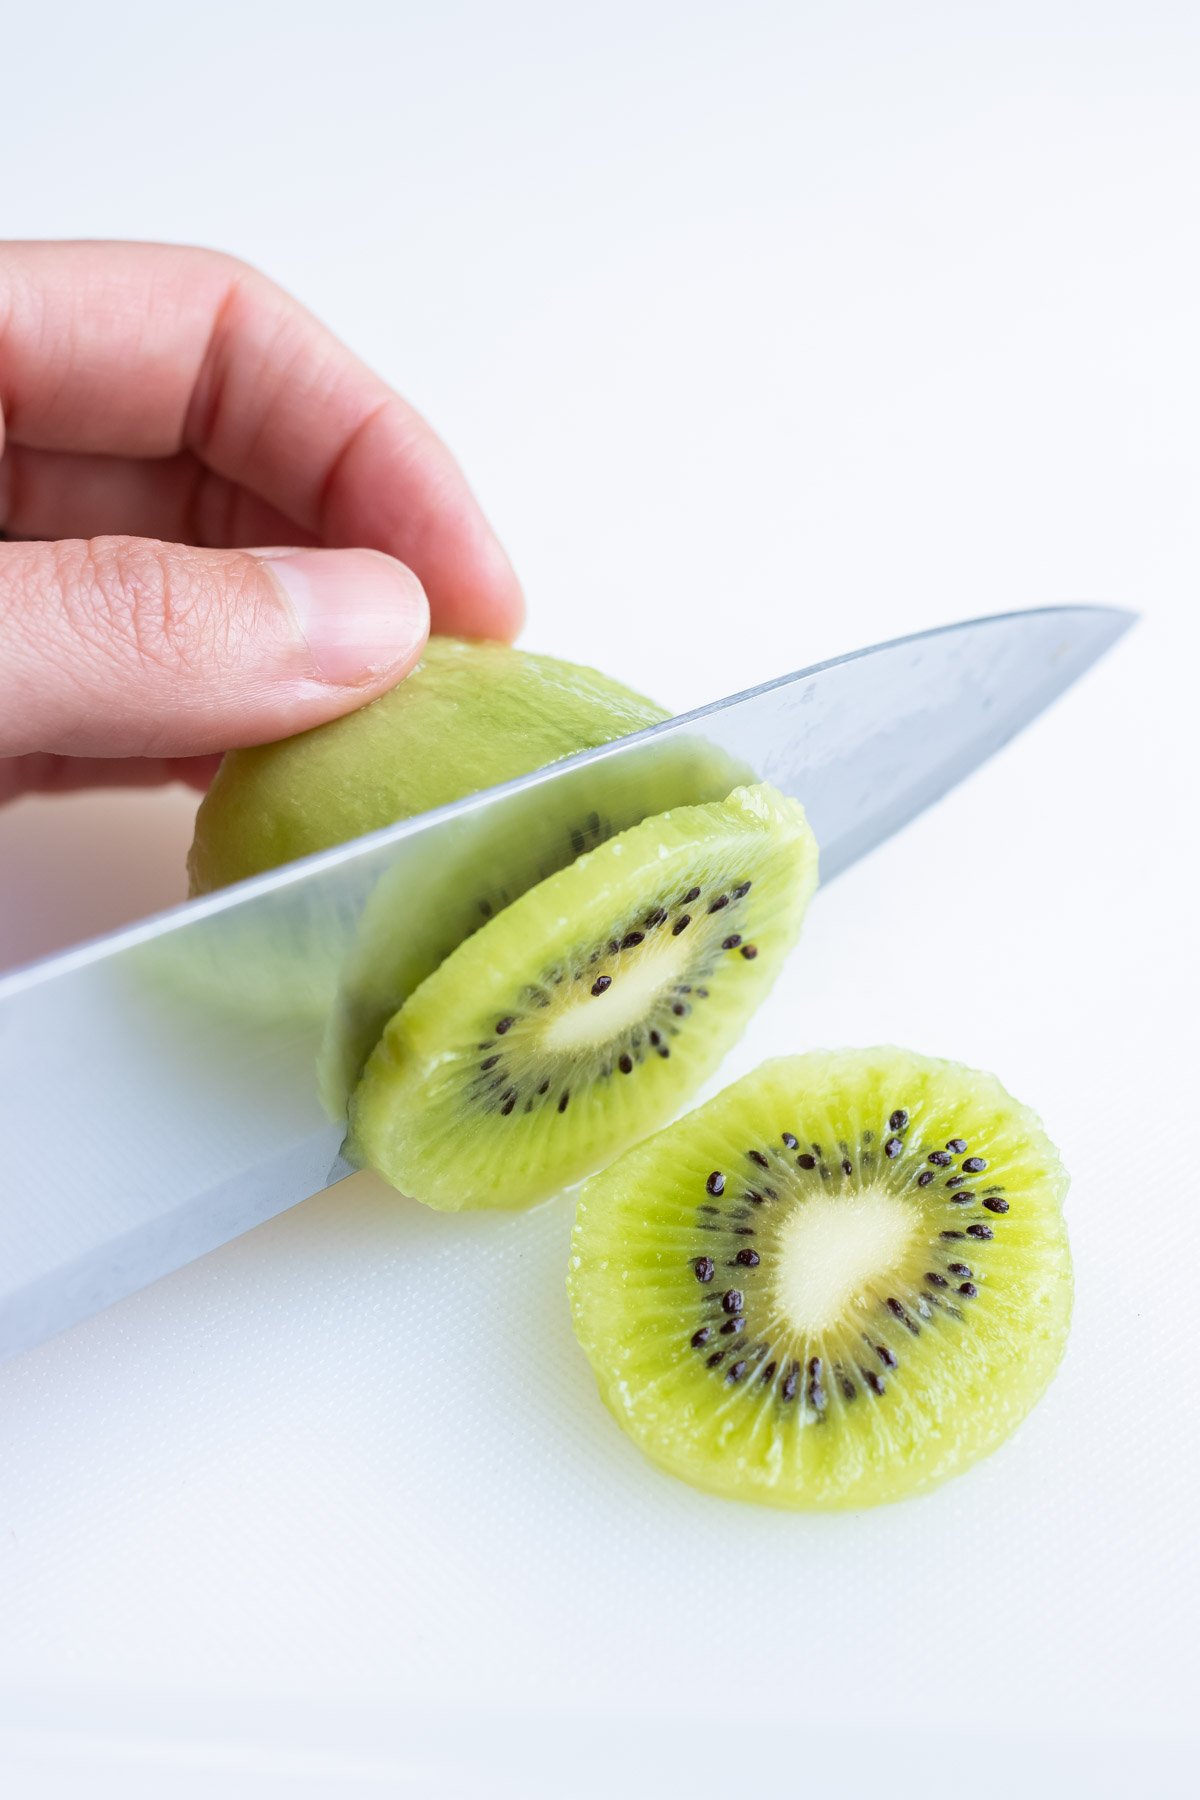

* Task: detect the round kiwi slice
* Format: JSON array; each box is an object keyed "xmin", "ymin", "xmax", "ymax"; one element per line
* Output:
[
  {"xmin": 317, "ymin": 729, "xmax": 754, "ymax": 1113},
  {"xmin": 348, "ymin": 784, "xmax": 818, "ymax": 1210},
  {"xmin": 187, "ymin": 636, "xmax": 669, "ymax": 894},
  {"xmin": 569, "ymin": 1048, "xmax": 1071, "ymax": 1509}
]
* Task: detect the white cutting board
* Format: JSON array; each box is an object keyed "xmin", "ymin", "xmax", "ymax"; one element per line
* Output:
[{"xmin": 1, "ymin": 4, "xmax": 1197, "ymax": 1792}]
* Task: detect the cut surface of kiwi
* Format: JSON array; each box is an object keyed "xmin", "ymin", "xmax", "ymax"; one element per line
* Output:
[
  {"xmin": 347, "ymin": 785, "xmax": 818, "ymax": 1211},
  {"xmin": 187, "ymin": 635, "xmax": 669, "ymax": 895},
  {"xmin": 317, "ymin": 730, "xmax": 754, "ymax": 1113},
  {"xmin": 569, "ymin": 1048, "xmax": 1071, "ymax": 1510}
]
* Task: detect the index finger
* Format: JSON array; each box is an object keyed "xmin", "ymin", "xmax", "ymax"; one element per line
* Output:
[{"xmin": 0, "ymin": 240, "xmax": 523, "ymax": 638}]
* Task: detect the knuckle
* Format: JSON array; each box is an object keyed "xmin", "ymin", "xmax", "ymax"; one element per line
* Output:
[{"xmin": 53, "ymin": 537, "xmax": 257, "ymax": 679}]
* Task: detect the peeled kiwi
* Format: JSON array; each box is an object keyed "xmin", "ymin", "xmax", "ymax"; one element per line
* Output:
[
  {"xmin": 179, "ymin": 637, "xmax": 674, "ymax": 1031},
  {"xmin": 188, "ymin": 636, "xmax": 670, "ymax": 894},
  {"xmin": 569, "ymin": 1048, "xmax": 1072, "ymax": 1509},
  {"xmin": 348, "ymin": 785, "xmax": 819, "ymax": 1210}
]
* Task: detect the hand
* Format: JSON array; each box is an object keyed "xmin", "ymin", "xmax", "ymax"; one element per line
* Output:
[{"xmin": 0, "ymin": 241, "xmax": 523, "ymax": 805}]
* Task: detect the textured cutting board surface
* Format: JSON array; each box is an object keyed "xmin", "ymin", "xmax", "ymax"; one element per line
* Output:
[{"xmin": 1, "ymin": 3, "xmax": 1198, "ymax": 1791}]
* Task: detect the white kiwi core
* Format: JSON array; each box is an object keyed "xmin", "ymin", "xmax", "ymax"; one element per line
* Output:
[
  {"xmin": 540, "ymin": 935, "xmax": 692, "ymax": 1053},
  {"xmin": 774, "ymin": 1188, "xmax": 917, "ymax": 1333}
]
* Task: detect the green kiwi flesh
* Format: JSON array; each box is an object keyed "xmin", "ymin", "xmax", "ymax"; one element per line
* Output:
[
  {"xmin": 187, "ymin": 636, "xmax": 669, "ymax": 895},
  {"xmin": 569, "ymin": 1048, "xmax": 1072, "ymax": 1509},
  {"xmin": 348, "ymin": 785, "xmax": 818, "ymax": 1210},
  {"xmin": 318, "ymin": 729, "xmax": 755, "ymax": 1112}
]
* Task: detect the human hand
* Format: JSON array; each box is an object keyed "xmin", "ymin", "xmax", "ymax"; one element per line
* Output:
[{"xmin": 0, "ymin": 241, "xmax": 523, "ymax": 805}]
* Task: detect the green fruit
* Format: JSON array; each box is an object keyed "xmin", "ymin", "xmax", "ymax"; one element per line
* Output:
[
  {"xmin": 179, "ymin": 636, "xmax": 674, "ymax": 1035},
  {"xmin": 569, "ymin": 1048, "xmax": 1072, "ymax": 1510},
  {"xmin": 318, "ymin": 729, "xmax": 755, "ymax": 1111},
  {"xmin": 349, "ymin": 785, "xmax": 818, "ymax": 1210},
  {"xmin": 188, "ymin": 636, "xmax": 669, "ymax": 894}
]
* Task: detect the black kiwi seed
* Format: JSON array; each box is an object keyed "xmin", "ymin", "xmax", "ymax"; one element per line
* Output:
[
  {"xmin": 500, "ymin": 1095, "xmax": 516, "ymax": 1116},
  {"xmin": 781, "ymin": 1364, "xmax": 799, "ymax": 1402},
  {"xmin": 734, "ymin": 1248, "xmax": 760, "ymax": 1266},
  {"xmin": 749, "ymin": 1150, "xmax": 769, "ymax": 1169},
  {"xmin": 963, "ymin": 1157, "xmax": 988, "ymax": 1173},
  {"xmin": 925, "ymin": 1271, "xmax": 948, "ymax": 1288},
  {"xmin": 721, "ymin": 1318, "xmax": 745, "ymax": 1335},
  {"xmin": 884, "ymin": 1136, "xmax": 903, "ymax": 1158},
  {"xmin": 948, "ymin": 1262, "xmax": 972, "ymax": 1276},
  {"xmin": 649, "ymin": 1030, "xmax": 662, "ymax": 1047},
  {"xmin": 863, "ymin": 1370, "xmax": 886, "ymax": 1396},
  {"xmin": 946, "ymin": 1174, "xmax": 967, "ymax": 1188},
  {"xmin": 798, "ymin": 1152, "xmax": 816, "ymax": 1170},
  {"xmin": 733, "ymin": 880, "xmax": 751, "ymax": 897},
  {"xmin": 706, "ymin": 1351, "xmax": 725, "ymax": 1368},
  {"xmin": 722, "ymin": 935, "xmax": 742, "ymax": 949},
  {"xmin": 959, "ymin": 1282, "xmax": 978, "ymax": 1297},
  {"xmin": 558, "ymin": 1091, "xmax": 570, "ymax": 1112},
  {"xmin": 761, "ymin": 1361, "xmax": 777, "ymax": 1381},
  {"xmin": 928, "ymin": 1150, "xmax": 953, "ymax": 1167},
  {"xmin": 682, "ymin": 886, "xmax": 701, "ymax": 904},
  {"xmin": 706, "ymin": 1171, "xmax": 725, "ymax": 1196},
  {"xmin": 876, "ymin": 1344, "xmax": 898, "ymax": 1368},
  {"xmin": 496, "ymin": 1016, "xmax": 515, "ymax": 1035},
  {"xmin": 967, "ymin": 1223, "xmax": 994, "ymax": 1239},
  {"xmin": 695, "ymin": 1256, "xmax": 715, "ymax": 1282},
  {"xmin": 591, "ymin": 975, "xmax": 612, "ymax": 996},
  {"xmin": 841, "ymin": 1158, "xmax": 853, "ymax": 1175},
  {"xmin": 645, "ymin": 907, "xmax": 667, "ymax": 927},
  {"xmin": 480, "ymin": 1055, "xmax": 500, "ymax": 1071},
  {"xmin": 691, "ymin": 1327, "xmax": 711, "ymax": 1347},
  {"xmin": 983, "ymin": 1197, "xmax": 1009, "ymax": 1213},
  {"xmin": 709, "ymin": 895, "xmax": 729, "ymax": 912},
  {"xmin": 782, "ymin": 1132, "xmax": 798, "ymax": 1149},
  {"xmin": 728, "ymin": 1361, "xmax": 748, "ymax": 1383},
  {"xmin": 917, "ymin": 1170, "xmax": 935, "ymax": 1187},
  {"xmin": 722, "ymin": 1289, "xmax": 744, "ymax": 1314},
  {"xmin": 940, "ymin": 1229, "xmax": 965, "ymax": 1240},
  {"xmin": 537, "ymin": 1080, "xmax": 550, "ymax": 1095},
  {"xmin": 672, "ymin": 1002, "xmax": 689, "ymax": 1016},
  {"xmin": 740, "ymin": 944, "xmax": 758, "ymax": 959},
  {"xmin": 951, "ymin": 1192, "xmax": 975, "ymax": 1205},
  {"xmin": 618, "ymin": 1053, "xmax": 633, "ymax": 1074},
  {"xmin": 889, "ymin": 1109, "xmax": 909, "ymax": 1130},
  {"xmin": 672, "ymin": 915, "xmax": 692, "ymax": 936},
  {"xmin": 658, "ymin": 1045, "xmax": 670, "ymax": 1058},
  {"xmin": 946, "ymin": 1138, "xmax": 968, "ymax": 1153}
]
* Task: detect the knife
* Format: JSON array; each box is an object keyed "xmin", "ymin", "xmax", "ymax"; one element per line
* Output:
[{"xmin": 0, "ymin": 605, "xmax": 1132, "ymax": 1362}]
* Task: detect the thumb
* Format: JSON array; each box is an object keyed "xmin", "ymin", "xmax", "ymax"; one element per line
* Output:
[{"xmin": 0, "ymin": 536, "xmax": 429, "ymax": 759}]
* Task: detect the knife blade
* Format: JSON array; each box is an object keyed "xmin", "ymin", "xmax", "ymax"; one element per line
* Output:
[{"xmin": 0, "ymin": 605, "xmax": 1132, "ymax": 1361}]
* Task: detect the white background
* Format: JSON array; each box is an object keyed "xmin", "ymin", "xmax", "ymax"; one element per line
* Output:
[{"xmin": 1, "ymin": 2, "xmax": 1198, "ymax": 1793}]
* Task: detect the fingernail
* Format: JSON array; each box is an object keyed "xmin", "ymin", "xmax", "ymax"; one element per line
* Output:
[{"xmin": 252, "ymin": 547, "xmax": 429, "ymax": 686}]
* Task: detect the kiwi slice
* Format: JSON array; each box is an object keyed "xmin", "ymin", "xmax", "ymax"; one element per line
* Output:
[
  {"xmin": 348, "ymin": 784, "xmax": 818, "ymax": 1210},
  {"xmin": 569, "ymin": 1048, "xmax": 1071, "ymax": 1509},
  {"xmin": 318, "ymin": 729, "xmax": 754, "ymax": 1112}
]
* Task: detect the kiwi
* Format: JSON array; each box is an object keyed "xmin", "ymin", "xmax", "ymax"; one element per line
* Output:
[
  {"xmin": 348, "ymin": 784, "xmax": 818, "ymax": 1210},
  {"xmin": 568, "ymin": 1048, "xmax": 1071, "ymax": 1509},
  {"xmin": 318, "ymin": 729, "xmax": 754, "ymax": 1112},
  {"xmin": 188, "ymin": 636, "xmax": 669, "ymax": 894},
  {"xmin": 178, "ymin": 637, "xmax": 674, "ymax": 1032}
]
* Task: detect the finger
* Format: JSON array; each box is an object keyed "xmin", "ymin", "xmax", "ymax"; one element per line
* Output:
[
  {"xmin": 0, "ymin": 752, "xmax": 220, "ymax": 806},
  {"xmin": 1, "ymin": 443, "xmax": 320, "ymax": 550},
  {"xmin": 0, "ymin": 535, "xmax": 429, "ymax": 760},
  {"xmin": 0, "ymin": 241, "xmax": 524, "ymax": 638}
]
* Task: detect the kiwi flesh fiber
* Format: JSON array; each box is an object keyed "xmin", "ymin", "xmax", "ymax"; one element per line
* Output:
[
  {"xmin": 569, "ymin": 1048, "xmax": 1072, "ymax": 1509},
  {"xmin": 348, "ymin": 785, "xmax": 819, "ymax": 1210}
]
